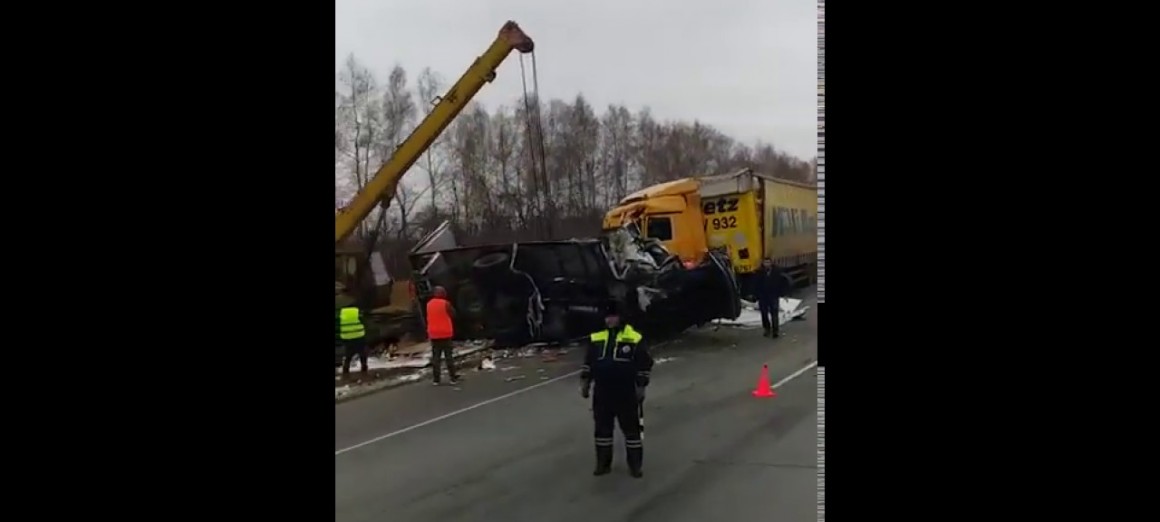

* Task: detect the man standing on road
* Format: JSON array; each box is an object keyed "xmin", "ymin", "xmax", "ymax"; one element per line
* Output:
[
  {"xmin": 758, "ymin": 258, "xmax": 789, "ymax": 338},
  {"xmin": 581, "ymin": 301, "xmax": 653, "ymax": 478},
  {"xmin": 426, "ymin": 286, "xmax": 460, "ymax": 386},
  {"xmin": 338, "ymin": 305, "xmax": 369, "ymax": 378}
]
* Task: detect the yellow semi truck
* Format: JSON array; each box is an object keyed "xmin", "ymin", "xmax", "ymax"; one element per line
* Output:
[{"xmin": 602, "ymin": 168, "xmax": 817, "ymax": 299}]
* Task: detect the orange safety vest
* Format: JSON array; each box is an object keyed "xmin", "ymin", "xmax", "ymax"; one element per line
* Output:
[{"xmin": 426, "ymin": 297, "xmax": 454, "ymax": 340}]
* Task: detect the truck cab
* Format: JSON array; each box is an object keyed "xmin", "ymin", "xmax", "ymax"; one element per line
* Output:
[
  {"xmin": 603, "ymin": 169, "xmax": 818, "ymax": 300},
  {"xmin": 602, "ymin": 178, "xmax": 708, "ymax": 265}
]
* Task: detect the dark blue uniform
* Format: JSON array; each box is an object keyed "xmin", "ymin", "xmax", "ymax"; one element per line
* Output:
[
  {"xmin": 581, "ymin": 323, "xmax": 653, "ymax": 477},
  {"xmin": 758, "ymin": 263, "xmax": 789, "ymax": 337}
]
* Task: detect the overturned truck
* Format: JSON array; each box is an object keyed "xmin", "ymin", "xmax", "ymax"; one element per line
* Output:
[{"xmin": 408, "ymin": 222, "xmax": 742, "ymax": 347}]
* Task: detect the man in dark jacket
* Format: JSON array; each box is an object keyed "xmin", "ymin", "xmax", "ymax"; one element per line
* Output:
[{"xmin": 757, "ymin": 258, "xmax": 789, "ymax": 338}]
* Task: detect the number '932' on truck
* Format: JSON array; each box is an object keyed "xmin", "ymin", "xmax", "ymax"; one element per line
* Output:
[{"xmin": 602, "ymin": 168, "xmax": 818, "ymax": 300}]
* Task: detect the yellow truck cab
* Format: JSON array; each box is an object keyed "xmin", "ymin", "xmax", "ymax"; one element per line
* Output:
[{"xmin": 602, "ymin": 168, "xmax": 817, "ymax": 299}]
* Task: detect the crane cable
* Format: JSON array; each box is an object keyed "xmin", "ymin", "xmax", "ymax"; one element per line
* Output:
[{"xmin": 518, "ymin": 52, "xmax": 553, "ymax": 239}]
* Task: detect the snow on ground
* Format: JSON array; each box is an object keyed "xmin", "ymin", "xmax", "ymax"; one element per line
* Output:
[
  {"xmin": 334, "ymin": 344, "xmax": 490, "ymax": 375},
  {"xmin": 335, "ymin": 341, "xmax": 580, "ymax": 401},
  {"xmin": 335, "ymin": 371, "xmax": 426, "ymax": 400},
  {"xmin": 718, "ymin": 297, "xmax": 810, "ymax": 328},
  {"xmin": 475, "ymin": 343, "xmax": 578, "ymax": 374}
]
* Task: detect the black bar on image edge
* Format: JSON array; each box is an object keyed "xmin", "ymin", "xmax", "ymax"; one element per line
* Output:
[{"xmin": 816, "ymin": 302, "xmax": 824, "ymax": 367}]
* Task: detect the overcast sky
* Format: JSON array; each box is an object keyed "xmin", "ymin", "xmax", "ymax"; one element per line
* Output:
[{"xmin": 336, "ymin": 0, "xmax": 817, "ymax": 160}]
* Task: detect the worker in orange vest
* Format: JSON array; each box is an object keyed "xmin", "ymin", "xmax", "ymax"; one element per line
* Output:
[{"xmin": 426, "ymin": 286, "xmax": 461, "ymax": 386}]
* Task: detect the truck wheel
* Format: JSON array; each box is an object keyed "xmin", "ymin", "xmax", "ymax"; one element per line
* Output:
[{"xmin": 473, "ymin": 252, "xmax": 511, "ymax": 271}]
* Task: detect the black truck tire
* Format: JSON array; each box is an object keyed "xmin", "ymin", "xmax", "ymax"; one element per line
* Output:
[{"xmin": 473, "ymin": 252, "xmax": 510, "ymax": 271}]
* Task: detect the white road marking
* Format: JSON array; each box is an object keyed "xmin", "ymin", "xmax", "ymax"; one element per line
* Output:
[
  {"xmin": 771, "ymin": 360, "xmax": 818, "ymax": 389},
  {"xmin": 334, "ymin": 345, "xmax": 816, "ymax": 458},
  {"xmin": 334, "ymin": 370, "xmax": 582, "ymax": 456}
]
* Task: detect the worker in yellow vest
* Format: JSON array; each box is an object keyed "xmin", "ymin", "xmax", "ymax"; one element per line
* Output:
[{"xmin": 338, "ymin": 306, "xmax": 369, "ymax": 378}]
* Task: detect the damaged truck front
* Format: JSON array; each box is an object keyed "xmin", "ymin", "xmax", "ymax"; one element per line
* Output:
[{"xmin": 407, "ymin": 222, "xmax": 742, "ymax": 347}]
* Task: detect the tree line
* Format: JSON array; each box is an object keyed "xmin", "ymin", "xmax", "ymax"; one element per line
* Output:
[{"xmin": 335, "ymin": 55, "xmax": 816, "ymax": 274}]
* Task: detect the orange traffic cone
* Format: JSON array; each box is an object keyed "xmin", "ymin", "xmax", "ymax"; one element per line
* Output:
[{"xmin": 751, "ymin": 364, "xmax": 777, "ymax": 398}]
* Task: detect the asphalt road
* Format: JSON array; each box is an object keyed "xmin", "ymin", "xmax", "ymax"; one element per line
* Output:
[{"xmin": 335, "ymin": 293, "xmax": 819, "ymax": 522}]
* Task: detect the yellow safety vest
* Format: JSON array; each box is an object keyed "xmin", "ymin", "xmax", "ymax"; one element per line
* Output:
[
  {"xmin": 590, "ymin": 325, "xmax": 643, "ymax": 357},
  {"xmin": 339, "ymin": 307, "xmax": 366, "ymax": 340}
]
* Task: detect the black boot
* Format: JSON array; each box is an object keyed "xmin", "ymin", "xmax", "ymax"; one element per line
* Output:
[
  {"xmin": 594, "ymin": 445, "xmax": 612, "ymax": 476},
  {"xmin": 626, "ymin": 444, "xmax": 644, "ymax": 478}
]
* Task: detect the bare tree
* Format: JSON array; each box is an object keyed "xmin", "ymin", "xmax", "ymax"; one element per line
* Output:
[
  {"xmin": 540, "ymin": 99, "xmax": 572, "ymax": 215},
  {"xmin": 335, "ymin": 54, "xmax": 381, "ymax": 239},
  {"xmin": 416, "ymin": 67, "xmax": 448, "ymax": 211},
  {"xmin": 567, "ymin": 95, "xmax": 601, "ymax": 213},
  {"xmin": 390, "ymin": 182, "xmax": 431, "ymax": 239},
  {"xmin": 489, "ymin": 108, "xmax": 523, "ymax": 229},
  {"xmin": 730, "ymin": 142, "xmax": 755, "ymax": 169},
  {"xmin": 599, "ymin": 104, "xmax": 635, "ymax": 207},
  {"xmin": 513, "ymin": 94, "xmax": 550, "ymax": 235},
  {"xmin": 377, "ymin": 64, "xmax": 418, "ymax": 238},
  {"xmin": 336, "ymin": 55, "xmax": 820, "ymax": 260},
  {"xmin": 447, "ymin": 103, "xmax": 492, "ymax": 233}
]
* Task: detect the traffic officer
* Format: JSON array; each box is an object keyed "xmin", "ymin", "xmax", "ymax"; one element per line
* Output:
[
  {"xmin": 580, "ymin": 301, "xmax": 654, "ymax": 478},
  {"xmin": 338, "ymin": 305, "xmax": 369, "ymax": 378}
]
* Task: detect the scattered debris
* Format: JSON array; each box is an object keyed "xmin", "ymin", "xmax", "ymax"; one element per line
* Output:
[
  {"xmin": 334, "ymin": 343, "xmax": 489, "ymax": 376},
  {"xmin": 334, "ymin": 341, "xmax": 493, "ymax": 402}
]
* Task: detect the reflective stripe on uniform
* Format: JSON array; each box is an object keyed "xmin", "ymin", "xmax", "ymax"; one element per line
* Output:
[
  {"xmin": 616, "ymin": 325, "xmax": 643, "ymax": 343},
  {"xmin": 338, "ymin": 307, "xmax": 365, "ymax": 340},
  {"xmin": 592, "ymin": 325, "xmax": 644, "ymax": 360}
]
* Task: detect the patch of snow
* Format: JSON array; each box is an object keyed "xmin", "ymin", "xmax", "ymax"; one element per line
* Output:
[
  {"xmin": 334, "ymin": 345, "xmax": 489, "ymax": 375},
  {"xmin": 493, "ymin": 347, "xmax": 536, "ymax": 359},
  {"xmin": 654, "ymin": 357, "xmax": 678, "ymax": 365},
  {"xmin": 718, "ymin": 297, "xmax": 809, "ymax": 328},
  {"xmin": 721, "ymin": 308, "xmax": 765, "ymax": 328},
  {"xmin": 492, "ymin": 343, "xmax": 575, "ymax": 360},
  {"xmin": 334, "ymin": 371, "xmax": 425, "ymax": 399}
]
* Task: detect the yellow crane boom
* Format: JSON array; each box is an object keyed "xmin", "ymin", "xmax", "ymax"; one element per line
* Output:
[{"xmin": 335, "ymin": 21, "xmax": 534, "ymax": 244}]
